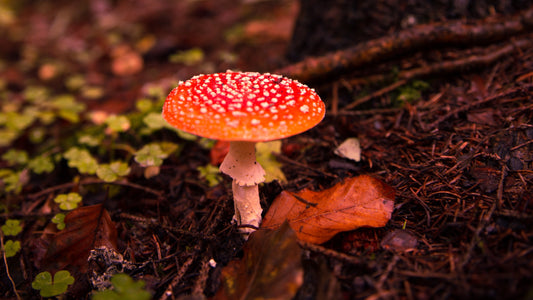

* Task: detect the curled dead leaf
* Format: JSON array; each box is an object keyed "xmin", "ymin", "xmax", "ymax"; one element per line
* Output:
[
  {"xmin": 41, "ymin": 204, "xmax": 118, "ymax": 274},
  {"xmin": 214, "ymin": 222, "xmax": 303, "ymax": 300},
  {"xmin": 262, "ymin": 175, "xmax": 395, "ymax": 244}
]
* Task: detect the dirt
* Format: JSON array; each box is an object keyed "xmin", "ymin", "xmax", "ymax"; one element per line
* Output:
[{"xmin": 0, "ymin": 0, "xmax": 532, "ymax": 299}]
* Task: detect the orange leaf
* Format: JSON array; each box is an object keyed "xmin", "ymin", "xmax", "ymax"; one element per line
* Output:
[
  {"xmin": 42, "ymin": 204, "xmax": 118, "ymax": 274},
  {"xmin": 213, "ymin": 222, "xmax": 303, "ymax": 300},
  {"xmin": 262, "ymin": 175, "xmax": 395, "ymax": 244}
]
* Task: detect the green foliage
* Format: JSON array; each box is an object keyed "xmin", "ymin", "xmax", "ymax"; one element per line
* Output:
[
  {"xmin": 2, "ymin": 149, "xmax": 29, "ymax": 165},
  {"xmin": 197, "ymin": 164, "xmax": 222, "ymax": 187},
  {"xmin": 142, "ymin": 112, "xmax": 170, "ymax": 132},
  {"xmin": 4, "ymin": 240, "xmax": 21, "ymax": 257},
  {"xmin": 54, "ymin": 192, "xmax": 82, "ymax": 210},
  {"xmin": 92, "ymin": 273, "xmax": 151, "ymax": 300},
  {"xmin": 52, "ymin": 213, "xmax": 66, "ymax": 230},
  {"xmin": 135, "ymin": 98, "xmax": 153, "ymax": 113},
  {"xmin": 32, "ymin": 270, "xmax": 75, "ymax": 298},
  {"xmin": 64, "ymin": 147, "xmax": 99, "ymax": 175},
  {"xmin": 0, "ymin": 128, "xmax": 17, "ymax": 147},
  {"xmin": 105, "ymin": 115, "xmax": 131, "ymax": 133},
  {"xmin": 27, "ymin": 155, "xmax": 55, "ymax": 174},
  {"xmin": 395, "ymin": 80, "xmax": 430, "ymax": 105},
  {"xmin": 134, "ymin": 142, "xmax": 178, "ymax": 167},
  {"xmin": 50, "ymin": 94, "xmax": 86, "ymax": 123},
  {"xmin": 1, "ymin": 219, "xmax": 22, "ymax": 236},
  {"xmin": 78, "ymin": 134, "xmax": 103, "ymax": 147},
  {"xmin": 256, "ymin": 141, "xmax": 287, "ymax": 183},
  {"xmin": 169, "ymin": 47, "xmax": 204, "ymax": 66},
  {"xmin": 96, "ymin": 161, "xmax": 131, "ymax": 182},
  {"xmin": 0, "ymin": 169, "xmax": 27, "ymax": 194}
]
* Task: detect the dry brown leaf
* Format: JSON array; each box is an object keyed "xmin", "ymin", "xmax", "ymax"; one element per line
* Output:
[
  {"xmin": 213, "ymin": 222, "xmax": 303, "ymax": 300},
  {"xmin": 41, "ymin": 204, "xmax": 118, "ymax": 274},
  {"xmin": 262, "ymin": 175, "xmax": 395, "ymax": 244}
]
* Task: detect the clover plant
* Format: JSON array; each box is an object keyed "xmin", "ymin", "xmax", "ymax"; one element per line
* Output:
[
  {"xmin": 92, "ymin": 273, "xmax": 151, "ymax": 300},
  {"xmin": 32, "ymin": 270, "xmax": 75, "ymax": 298},
  {"xmin": 54, "ymin": 193, "xmax": 82, "ymax": 211},
  {"xmin": 4, "ymin": 240, "xmax": 21, "ymax": 257},
  {"xmin": 1, "ymin": 219, "xmax": 22, "ymax": 236}
]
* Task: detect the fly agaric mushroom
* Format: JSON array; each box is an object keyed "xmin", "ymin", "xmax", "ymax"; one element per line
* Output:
[{"xmin": 163, "ymin": 71, "xmax": 325, "ymax": 234}]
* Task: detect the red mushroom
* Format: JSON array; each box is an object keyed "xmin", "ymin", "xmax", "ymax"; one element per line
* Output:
[{"xmin": 163, "ymin": 71, "xmax": 325, "ymax": 234}]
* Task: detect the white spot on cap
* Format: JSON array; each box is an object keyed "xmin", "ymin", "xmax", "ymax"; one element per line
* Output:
[{"xmin": 300, "ymin": 105, "xmax": 309, "ymax": 113}]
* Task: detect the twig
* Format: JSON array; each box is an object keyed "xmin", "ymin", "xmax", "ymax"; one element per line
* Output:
[
  {"xmin": 160, "ymin": 256, "xmax": 195, "ymax": 300},
  {"xmin": 1, "ymin": 233, "xmax": 22, "ymax": 300},
  {"xmin": 298, "ymin": 240, "xmax": 365, "ymax": 265},
  {"xmin": 28, "ymin": 178, "xmax": 163, "ymax": 199},
  {"xmin": 343, "ymin": 79, "xmax": 407, "ymax": 110},
  {"xmin": 276, "ymin": 8, "xmax": 533, "ymax": 83},
  {"xmin": 428, "ymin": 84, "xmax": 533, "ymax": 129},
  {"xmin": 117, "ymin": 213, "xmax": 216, "ymax": 241},
  {"xmin": 340, "ymin": 38, "xmax": 532, "ymax": 111}
]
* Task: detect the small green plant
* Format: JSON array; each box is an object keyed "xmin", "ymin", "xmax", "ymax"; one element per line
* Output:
[
  {"xmin": 32, "ymin": 270, "xmax": 75, "ymax": 298},
  {"xmin": 92, "ymin": 273, "xmax": 151, "ymax": 300},
  {"xmin": 105, "ymin": 115, "xmax": 131, "ymax": 133},
  {"xmin": 27, "ymin": 154, "xmax": 55, "ymax": 174},
  {"xmin": 4, "ymin": 240, "xmax": 21, "ymax": 257},
  {"xmin": 96, "ymin": 161, "xmax": 131, "ymax": 182},
  {"xmin": 0, "ymin": 169, "xmax": 28, "ymax": 194},
  {"xmin": 1, "ymin": 149, "xmax": 29, "ymax": 166},
  {"xmin": 197, "ymin": 164, "xmax": 222, "ymax": 187},
  {"xmin": 1, "ymin": 219, "xmax": 22, "ymax": 236},
  {"xmin": 134, "ymin": 142, "xmax": 178, "ymax": 167},
  {"xmin": 63, "ymin": 147, "xmax": 99, "ymax": 175},
  {"xmin": 54, "ymin": 193, "xmax": 82, "ymax": 210},
  {"xmin": 395, "ymin": 80, "xmax": 430, "ymax": 105},
  {"xmin": 52, "ymin": 213, "xmax": 66, "ymax": 230}
]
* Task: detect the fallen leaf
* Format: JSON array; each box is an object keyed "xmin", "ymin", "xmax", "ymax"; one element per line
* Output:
[
  {"xmin": 334, "ymin": 137, "xmax": 361, "ymax": 162},
  {"xmin": 256, "ymin": 141, "xmax": 287, "ymax": 183},
  {"xmin": 380, "ymin": 229, "xmax": 418, "ymax": 252},
  {"xmin": 214, "ymin": 222, "xmax": 303, "ymax": 300},
  {"xmin": 210, "ymin": 140, "xmax": 230, "ymax": 166},
  {"xmin": 262, "ymin": 175, "xmax": 395, "ymax": 244},
  {"xmin": 111, "ymin": 45, "xmax": 143, "ymax": 76},
  {"xmin": 41, "ymin": 204, "xmax": 118, "ymax": 274}
]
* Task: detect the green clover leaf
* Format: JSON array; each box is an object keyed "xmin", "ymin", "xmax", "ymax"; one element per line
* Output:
[
  {"xmin": 96, "ymin": 161, "xmax": 131, "ymax": 182},
  {"xmin": 197, "ymin": 164, "xmax": 222, "ymax": 187},
  {"xmin": 0, "ymin": 169, "xmax": 27, "ymax": 194},
  {"xmin": 32, "ymin": 270, "xmax": 75, "ymax": 298},
  {"xmin": 54, "ymin": 193, "xmax": 82, "ymax": 210},
  {"xmin": 134, "ymin": 144, "xmax": 167, "ymax": 167},
  {"xmin": 4, "ymin": 240, "xmax": 21, "ymax": 257},
  {"xmin": 1, "ymin": 149, "xmax": 29, "ymax": 166},
  {"xmin": 63, "ymin": 147, "xmax": 98, "ymax": 175},
  {"xmin": 1, "ymin": 219, "xmax": 22, "ymax": 236},
  {"xmin": 52, "ymin": 213, "xmax": 66, "ymax": 230},
  {"xmin": 50, "ymin": 94, "xmax": 86, "ymax": 123},
  {"xmin": 28, "ymin": 155, "xmax": 55, "ymax": 174},
  {"xmin": 92, "ymin": 273, "xmax": 151, "ymax": 300},
  {"xmin": 256, "ymin": 141, "xmax": 287, "ymax": 183},
  {"xmin": 105, "ymin": 115, "xmax": 131, "ymax": 133}
]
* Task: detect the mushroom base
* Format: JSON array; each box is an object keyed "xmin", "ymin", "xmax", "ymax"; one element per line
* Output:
[{"xmin": 232, "ymin": 180, "xmax": 262, "ymax": 234}]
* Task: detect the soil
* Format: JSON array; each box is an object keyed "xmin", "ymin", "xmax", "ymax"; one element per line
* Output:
[{"xmin": 0, "ymin": 0, "xmax": 532, "ymax": 299}]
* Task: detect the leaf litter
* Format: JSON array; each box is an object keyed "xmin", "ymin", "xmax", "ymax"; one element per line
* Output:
[{"xmin": 262, "ymin": 175, "xmax": 395, "ymax": 244}]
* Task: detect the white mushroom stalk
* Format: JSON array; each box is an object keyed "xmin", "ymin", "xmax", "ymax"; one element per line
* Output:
[{"xmin": 219, "ymin": 141, "xmax": 265, "ymax": 233}]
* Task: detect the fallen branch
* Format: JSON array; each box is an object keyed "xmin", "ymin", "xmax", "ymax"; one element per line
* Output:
[
  {"xmin": 276, "ymin": 7, "xmax": 533, "ymax": 83},
  {"xmin": 341, "ymin": 37, "xmax": 533, "ymax": 111}
]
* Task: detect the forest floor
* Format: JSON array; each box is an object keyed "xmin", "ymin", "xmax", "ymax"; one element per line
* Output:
[{"xmin": 0, "ymin": 0, "xmax": 532, "ymax": 299}]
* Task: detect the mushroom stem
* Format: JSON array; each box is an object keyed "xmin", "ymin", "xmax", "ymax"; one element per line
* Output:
[
  {"xmin": 231, "ymin": 180, "xmax": 262, "ymax": 233},
  {"xmin": 220, "ymin": 141, "xmax": 265, "ymax": 233}
]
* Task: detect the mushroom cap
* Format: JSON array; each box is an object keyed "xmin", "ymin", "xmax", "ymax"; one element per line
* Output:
[{"xmin": 162, "ymin": 71, "xmax": 325, "ymax": 142}]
